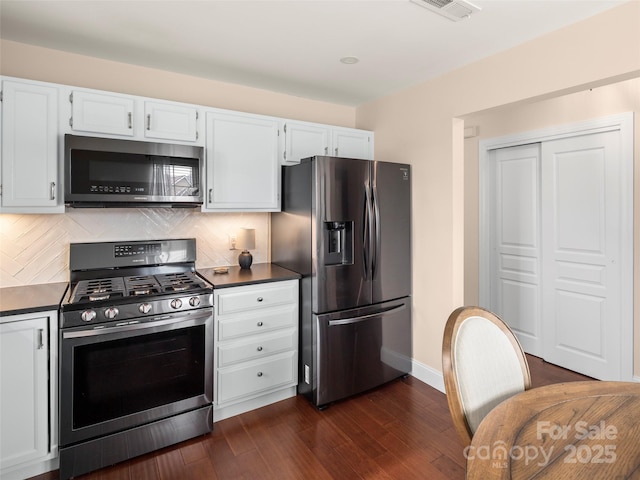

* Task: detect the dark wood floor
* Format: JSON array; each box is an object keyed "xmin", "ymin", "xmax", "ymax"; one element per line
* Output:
[{"xmin": 34, "ymin": 355, "xmax": 592, "ymax": 480}]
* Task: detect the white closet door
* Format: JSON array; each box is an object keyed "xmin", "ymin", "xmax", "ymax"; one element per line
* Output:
[
  {"xmin": 489, "ymin": 144, "xmax": 542, "ymax": 355},
  {"xmin": 541, "ymin": 130, "xmax": 622, "ymax": 380}
]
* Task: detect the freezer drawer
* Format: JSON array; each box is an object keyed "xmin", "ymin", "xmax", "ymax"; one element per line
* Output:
[{"xmin": 312, "ymin": 297, "xmax": 412, "ymax": 406}]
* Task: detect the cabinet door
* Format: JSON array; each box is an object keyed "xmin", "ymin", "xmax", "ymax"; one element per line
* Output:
[
  {"xmin": 0, "ymin": 317, "xmax": 49, "ymax": 469},
  {"xmin": 282, "ymin": 121, "xmax": 329, "ymax": 165},
  {"xmin": 332, "ymin": 127, "xmax": 373, "ymax": 160},
  {"xmin": 205, "ymin": 111, "xmax": 280, "ymax": 211},
  {"xmin": 70, "ymin": 90, "xmax": 134, "ymax": 136},
  {"xmin": 1, "ymin": 80, "xmax": 59, "ymax": 209},
  {"xmin": 144, "ymin": 101, "xmax": 198, "ymax": 142}
]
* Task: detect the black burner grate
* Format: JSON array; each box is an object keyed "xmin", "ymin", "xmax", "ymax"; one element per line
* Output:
[
  {"xmin": 124, "ymin": 275, "xmax": 162, "ymax": 296},
  {"xmin": 155, "ymin": 272, "xmax": 204, "ymax": 293},
  {"xmin": 71, "ymin": 277, "xmax": 125, "ymax": 303}
]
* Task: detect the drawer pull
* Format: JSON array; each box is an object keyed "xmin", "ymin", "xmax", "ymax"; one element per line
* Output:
[
  {"xmin": 257, "ymin": 372, "xmax": 263, "ymax": 377},
  {"xmin": 257, "ymin": 346, "xmax": 263, "ymax": 352},
  {"xmin": 257, "ymin": 297, "xmax": 264, "ymax": 302},
  {"xmin": 257, "ymin": 321, "xmax": 264, "ymax": 327}
]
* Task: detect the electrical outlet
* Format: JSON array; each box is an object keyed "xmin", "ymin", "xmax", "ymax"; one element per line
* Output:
[{"xmin": 229, "ymin": 235, "xmax": 237, "ymax": 250}]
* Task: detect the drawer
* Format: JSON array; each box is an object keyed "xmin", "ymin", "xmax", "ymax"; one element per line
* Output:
[
  {"xmin": 216, "ymin": 280, "xmax": 297, "ymax": 316},
  {"xmin": 217, "ymin": 351, "xmax": 296, "ymax": 405},
  {"xmin": 217, "ymin": 304, "xmax": 297, "ymax": 341},
  {"xmin": 218, "ymin": 329, "xmax": 296, "ymax": 367}
]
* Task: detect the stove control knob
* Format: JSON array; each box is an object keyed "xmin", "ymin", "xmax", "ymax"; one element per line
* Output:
[
  {"xmin": 139, "ymin": 303, "xmax": 152, "ymax": 314},
  {"xmin": 189, "ymin": 296, "xmax": 201, "ymax": 307},
  {"xmin": 170, "ymin": 298, "xmax": 183, "ymax": 310},
  {"xmin": 81, "ymin": 310, "xmax": 97, "ymax": 322},
  {"xmin": 104, "ymin": 307, "xmax": 119, "ymax": 319}
]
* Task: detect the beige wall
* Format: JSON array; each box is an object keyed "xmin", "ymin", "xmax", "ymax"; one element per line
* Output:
[
  {"xmin": 0, "ymin": 39, "xmax": 358, "ymax": 288},
  {"xmin": 0, "ymin": 40, "xmax": 355, "ymax": 127},
  {"xmin": 1, "ymin": 4, "xmax": 639, "ymax": 377},
  {"xmin": 356, "ymin": 2, "xmax": 640, "ymax": 377},
  {"xmin": 462, "ymin": 77, "xmax": 640, "ymax": 377}
]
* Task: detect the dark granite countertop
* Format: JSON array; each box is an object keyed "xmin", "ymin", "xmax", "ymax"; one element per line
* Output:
[
  {"xmin": 0, "ymin": 282, "xmax": 68, "ymax": 317},
  {"xmin": 198, "ymin": 263, "xmax": 300, "ymax": 289}
]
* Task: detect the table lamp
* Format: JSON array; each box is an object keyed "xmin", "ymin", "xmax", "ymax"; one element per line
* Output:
[{"xmin": 237, "ymin": 228, "xmax": 255, "ymax": 269}]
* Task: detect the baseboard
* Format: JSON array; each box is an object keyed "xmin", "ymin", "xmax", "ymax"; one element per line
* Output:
[
  {"xmin": 409, "ymin": 362, "xmax": 640, "ymax": 392},
  {"xmin": 0, "ymin": 455, "xmax": 59, "ymax": 480},
  {"xmin": 410, "ymin": 358, "xmax": 445, "ymax": 394}
]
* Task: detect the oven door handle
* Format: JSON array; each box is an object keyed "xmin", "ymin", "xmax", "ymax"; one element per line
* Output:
[{"xmin": 62, "ymin": 310, "xmax": 211, "ymax": 339}]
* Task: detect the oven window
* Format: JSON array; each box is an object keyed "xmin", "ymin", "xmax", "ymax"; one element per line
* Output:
[{"xmin": 72, "ymin": 325, "xmax": 205, "ymax": 429}]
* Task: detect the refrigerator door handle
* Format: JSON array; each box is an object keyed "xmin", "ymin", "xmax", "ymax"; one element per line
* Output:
[
  {"xmin": 363, "ymin": 181, "xmax": 373, "ymax": 279},
  {"xmin": 371, "ymin": 181, "xmax": 381, "ymax": 279},
  {"xmin": 327, "ymin": 303, "xmax": 406, "ymax": 326}
]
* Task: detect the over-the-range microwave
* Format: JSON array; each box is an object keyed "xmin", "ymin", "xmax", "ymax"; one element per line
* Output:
[{"xmin": 64, "ymin": 134, "xmax": 203, "ymax": 208}]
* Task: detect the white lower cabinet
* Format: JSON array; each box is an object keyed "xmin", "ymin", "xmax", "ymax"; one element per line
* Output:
[
  {"xmin": 214, "ymin": 280, "xmax": 298, "ymax": 421},
  {"xmin": 0, "ymin": 311, "xmax": 58, "ymax": 480}
]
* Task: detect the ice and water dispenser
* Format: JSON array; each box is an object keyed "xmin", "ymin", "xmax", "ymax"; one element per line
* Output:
[{"xmin": 324, "ymin": 221, "xmax": 353, "ymax": 265}]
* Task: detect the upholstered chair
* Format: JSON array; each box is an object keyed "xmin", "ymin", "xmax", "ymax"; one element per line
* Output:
[{"xmin": 442, "ymin": 306, "xmax": 531, "ymax": 446}]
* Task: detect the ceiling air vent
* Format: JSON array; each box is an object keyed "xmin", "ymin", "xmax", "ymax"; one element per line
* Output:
[{"xmin": 410, "ymin": 0, "xmax": 481, "ymax": 21}]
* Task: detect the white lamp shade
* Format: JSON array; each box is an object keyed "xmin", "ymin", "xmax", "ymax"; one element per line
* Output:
[{"xmin": 237, "ymin": 228, "xmax": 256, "ymax": 251}]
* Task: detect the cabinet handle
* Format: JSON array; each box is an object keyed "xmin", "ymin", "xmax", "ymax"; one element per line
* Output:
[
  {"xmin": 324, "ymin": 146, "xmax": 328, "ymax": 155},
  {"xmin": 50, "ymin": 182, "xmax": 56, "ymax": 200},
  {"xmin": 128, "ymin": 112, "xmax": 132, "ymax": 129},
  {"xmin": 208, "ymin": 189, "xmax": 213, "ymax": 204},
  {"xmin": 335, "ymin": 147, "xmax": 339, "ymax": 156},
  {"xmin": 37, "ymin": 329, "xmax": 44, "ymax": 350},
  {"xmin": 146, "ymin": 114, "xmax": 151, "ymax": 130},
  {"xmin": 257, "ymin": 297, "xmax": 263, "ymax": 302},
  {"xmin": 257, "ymin": 346, "xmax": 263, "ymax": 352},
  {"xmin": 257, "ymin": 372, "xmax": 263, "ymax": 377},
  {"xmin": 257, "ymin": 321, "xmax": 263, "ymax": 327}
]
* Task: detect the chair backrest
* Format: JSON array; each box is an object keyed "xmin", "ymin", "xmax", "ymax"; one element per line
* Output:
[{"xmin": 442, "ymin": 306, "xmax": 531, "ymax": 446}]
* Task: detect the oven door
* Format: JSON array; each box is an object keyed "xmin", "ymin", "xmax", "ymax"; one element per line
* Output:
[{"xmin": 59, "ymin": 309, "xmax": 213, "ymax": 446}]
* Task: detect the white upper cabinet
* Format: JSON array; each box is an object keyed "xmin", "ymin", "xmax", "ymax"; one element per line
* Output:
[
  {"xmin": 204, "ymin": 110, "xmax": 280, "ymax": 211},
  {"xmin": 280, "ymin": 121, "xmax": 374, "ymax": 165},
  {"xmin": 332, "ymin": 126, "xmax": 373, "ymax": 160},
  {"xmin": 144, "ymin": 101, "xmax": 198, "ymax": 142},
  {"xmin": 70, "ymin": 90, "xmax": 134, "ymax": 136},
  {"xmin": 67, "ymin": 90, "xmax": 202, "ymax": 144},
  {"xmin": 1, "ymin": 79, "xmax": 62, "ymax": 212},
  {"xmin": 281, "ymin": 120, "xmax": 330, "ymax": 165}
]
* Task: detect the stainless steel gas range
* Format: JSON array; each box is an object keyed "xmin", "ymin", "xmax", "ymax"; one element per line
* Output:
[{"xmin": 58, "ymin": 238, "xmax": 213, "ymax": 480}]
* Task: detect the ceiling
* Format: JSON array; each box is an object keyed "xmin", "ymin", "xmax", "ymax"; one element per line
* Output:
[{"xmin": 0, "ymin": 0, "xmax": 630, "ymax": 106}]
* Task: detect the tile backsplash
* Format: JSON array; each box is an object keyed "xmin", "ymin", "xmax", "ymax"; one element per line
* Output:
[{"xmin": 0, "ymin": 209, "xmax": 269, "ymax": 287}]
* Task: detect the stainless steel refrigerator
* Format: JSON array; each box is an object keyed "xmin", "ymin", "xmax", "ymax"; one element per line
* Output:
[{"xmin": 272, "ymin": 156, "xmax": 412, "ymax": 407}]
